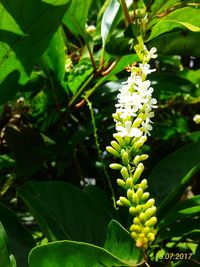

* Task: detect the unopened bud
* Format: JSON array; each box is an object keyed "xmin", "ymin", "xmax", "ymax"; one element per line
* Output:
[
  {"xmin": 130, "ymin": 224, "xmax": 140, "ymax": 232},
  {"xmin": 131, "ymin": 232, "xmax": 137, "ymax": 239},
  {"xmin": 133, "ymin": 217, "xmax": 140, "ymax": 225},
  {"xmin": 133, "ymin": 155, "xmax": 140, "ymax": 165},
  {"xmin": 132, "ymin": 193, "xmax": 139, "ymax": 206},
  {"xmin": 140, "ymin": 179, "xmax": 148, "ymax": 190},
  {"xmin": 135, "ymin": 205, "xmax": 142, "ymax": 214},
  {"xmin": 117, "ymin": 179, "xmax": 126, "ymax": 188},
  {"xmin": 145, "ymin": 216, "xmax": 157, "ymax": 227},
  {"xmin": 121, "ymin": 167, "xmax": 129, "ymax": 180},
  {"xmin": 132, "ymin": 118, "xmax": 143, "ymax": 128},
  {"xmin": 143, "ymin": 227, "xmax": 151, "ymax": 234},
  {"xmin": 109, "ymin": 163, "xmax": 123, "ymax": 170},
  {"xmin": 119, "ymin": 196, "xmax": 131, "ymax": 207},
  {"xmin": 147, "ymin": 233, "xmax": 155, "ymax": 242},
  {"xmin": 106, "ymin": 146, "xmax": 120, "ymax": 157},
  {"xmin": 113, "ymin": 133, "xmax": 125, "ymax": 148},
  {"xmin": 140, "ymin": 154, "xmax": 149, "ymax": 161},
  {"xmin": 111, "ymin": 141, "xmax": 121, "ymax": 152},
  {"xmin": 122, "ymin": 151, "xmax": 129, "ymax": 166},
  {"xmin": 139, "ymin": 212, "xmax": 146, "ymax": 223},
  {"xmin": 133, "ymin": 136, "xmax": 147, "ymax": 149},
  {"xmin": 142, "ymin": 192, "xmax": 150, "ymax": 201},
  {"xmin": 124, "ymin": 136, "xmax": 131, "ymax": 145},
  {"xmin": 129, "ymin": 206, "xmax": 137, "ymax": 216},
  {"xmin": 144, "ymin": 198, "xmax": 155, "ymax": 209},
  {"xmin": 145, "ymin": 207, "xmax": 156, "ymax": 220},
  {"xmin": 127, "ymin": 189, "xmax": 133, "ymax": 200},
  {"xmin": 133, "ymin": 163, "xmax": 144, "ymax": 182},
  {"xmin": 126, "ymin": 177, "xmax": 133, "ymax": 187},
  {"xmin": 136, "ymin": 188, "xmax": 143, "ymax": 200}
]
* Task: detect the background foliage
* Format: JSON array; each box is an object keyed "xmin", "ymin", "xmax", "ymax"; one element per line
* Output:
[{"xmin": 0, "ymin": 0, "xmax": 199, "ymax": 266}]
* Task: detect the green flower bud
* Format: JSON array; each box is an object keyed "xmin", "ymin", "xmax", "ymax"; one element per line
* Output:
[
  {"xmin": 120, "ymin": 167, "xmax": 129, "ymax": 180},
  {"xmin": 129, "ymin": 206, "xmax": 137, "ymax": 216},
  {"xmin": 133, "ymin": 217, "xmax": 140, "ymax": 225},
  {"xmin": 133, "ymin": 163, "xmax": 144, "ymax": 182},
  {"xmin": 106, "ymin": 146, "xmax": 120, "ymax": 157},
  {"xmin": 119, "ymin": 196, "xmax": 131, "ymax": 207},
  {"xmin": 133, "ymin": 136, "xmax": 147, "ymax": 149},
  {"xmin": 127, "ymin": 189, "xmax": 133, "ymax": 200},
  {"xmin": 111, "ymin": 141, "xmax": 121, "ymax": 152},
  {"xmin": 116, "ymin": 200, "xmax": 123, "ymax": 206},
  {"xmin": 139, "ymin": 212, "xmax": 146, "ymax": 223},
  {"xmin": 122, "ymin": 151, "xmax": 129, "ymax": 166},
  {"xmin": 113, "ymin": 133, "xmax": 125, "ymax": 148},
  {"xmin": 136, "ymin": 188, "xmax": 143, "ymax": 200},
  {"xmin": 145, "ymin": 216, "xmax": 157, "ymax": 227},
  {"xmin": 132, "ymin": 118, "xmax": 143, "ymax": 128},
  {"xmin": 130, "ymin": 224, "xmax": 140, "ymax": 232},
  {"xmin": 133, "ymin": 155, "xmax": 140, "ymax": 165},
  {"xmin": 140, "ymin": 154, "xmax": 149, "ymax": 161},
  {"xmin": 109, "ymin": 163, "xmax": 123, "ymax": 170},
  {"xmin": 117, "ymin": 179, "xmax": 126, "ymax": 187},
  {"xmin": 124, "ymin": 135, "xmax": 131, "ymax": 145},
  {"xmin": 131, "ymin": 232, "xmax": 138, "ymax": 239},
  {"xmin": 143, "ymin": 226, "xmax": 151, "ymax": 234},
  {"xmin": 132, "ymin": 193, "xmax": 139, "ymax": 206},
  {"xmin": 142, "ymin": 192, "xmax": 150, "ymax": 201},
  {"xmin": 147, "ymin": 233, "xmax": 155, "ymax": 242},
  {"xmin": 126, "ymin": 177, "xmax": 133, "ymax": 187},
  {"xmin": 140, "ymin": 179, "xmax": 148, "ymax": 190},
  {"xmin": 145, "ymin": 207, "xmax": 156, "ymax": 220},
  {"xmin": 144, "ymin": 198, "xmax": 155, "ymax": 209},
  {"xmin": 135, "ymin": 205, "xmax": 142, "ymax": 214}
]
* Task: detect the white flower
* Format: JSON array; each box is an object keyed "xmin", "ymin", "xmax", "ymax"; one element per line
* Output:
[
  {"xmin": 193, "ymin": 114, "xmax": 200, "ymax": 124},
  {"xmin": 142, "ymin": 118, "xmax": 153, "ymax": 136},
  {"xmin": 116, "ymin": 120, "xmax": 143, "ymax": 137},
  {"xmin": 139, "ymin": 63, "xmax": 156, "ymax": 75}
]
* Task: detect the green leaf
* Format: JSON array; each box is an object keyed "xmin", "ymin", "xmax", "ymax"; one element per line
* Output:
[
  {"xmin": 0, "ymin": 0, "xmax": 71, "ymax": 100},
  {"xmin": 0, "ymin": 202, "xmax": 35, "ymax": 267},
  {"xmin": 68, "ymin": 58, "xmax": 93, "ymax": 95},
  {"xmin": 105, "ymin": 37, "xmax": 134, "ymax": 55},
  {"xmin": 28, "ymin": 241, "xmax": 128, "ymax": 267},
  {"xmin": 42, "ymin": 27, "xmax": 66, "ymax": 84},
  {"xmin": 101, "ymin": 0, "xmax": 121, "ymax": 46},
  {"xmin": 148, "ymin": 7, "xmax": 200, "ymax": 41},
  {"xmin": 4, "ymin": 126, "xmax": 48, "ymax": 177},
  {"xmin": 104, "ymin": 220, "xmax": 143, "ymax": 265},
  {"xmin": 63, "ymin": 0, "xmax": 92, "ymax": 37},
  {"xmin": 0, "ymin": 222, "xmax": 16, "ymax": 267},
  {"xmin": 148, "ymin": 141, "xmax": 200, "ymax": 219},
  {"xmin": 147, "ymin": 30, "xmax": 200, "ymax": 57},
  {"xmin": 19, "ymin": 181, "xmax": 116, "ymax": 246}
]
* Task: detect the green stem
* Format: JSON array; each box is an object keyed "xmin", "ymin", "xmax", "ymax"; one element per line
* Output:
[
  {"xmin": 68, "ymin": 73, "xmax": 94, "ymax": 107},
  {"xmin": 85, "ymin": 97, "xmax": 117, "ymax": 209},
  {"xmin": 120, "ymin": 0, "xmax": 132, "ymax": 25}
]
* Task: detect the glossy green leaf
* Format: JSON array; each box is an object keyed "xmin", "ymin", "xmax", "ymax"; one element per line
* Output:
[
  {"xmin": 0, "ymin": 0, "xmax": 71, "ymax": 101},
  {"xmin": 147, "ymin": 30, "xmax": 200, "ymax": 57},
  {"xmin": 0, "ymin": 222, "xmax": 16, "ymax": 267},
  {"xmin": 104, "ymin": 220, "xmax": 143, "ymax": 265},
  {"xmin": 148, "ymin": 7, "xmax": 200, "ymax": 41},
  {"xmin": 19, "ymin": 181, "xmax": 116, "ymax": 246},
  {"xmin": 148, "ymin": 141, "xmax": 200, "ymax": 219},
  {"xmin": 4, "ymin": 126, "xmax": 48, "ymax": 177},
  {"xmin": 29, "ymin": 241, "xmax": 128, "ymax": 267},
  {"xmin": 63, "ymin": 0, "xmax": 92, "ymax": 37},
  {"xmin": 105, "ymin": 37, "xmax": 134, "ymax": 55},
  {"xmin": 0, "ymin": 202, "xmax": 35, "ymax": 267},
  {"xmin": 42, "ymin": 27, "xmax": 66, "ymax": 84},
  {"xmin": 68, "ymin": 58, "xmax": 93, "ymax": 95},
  {"xmin": 101, "ymin": 0, "xmax": 120, "ymax": 46}
]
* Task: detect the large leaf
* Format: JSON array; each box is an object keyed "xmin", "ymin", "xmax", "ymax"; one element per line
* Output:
[
  {"xmin": 0, "ymin": 202, "xmax": 35, "ymax": 267},
  {"xmin": 19, "ymin": 181, "xmax": 116, "ymax": 246},
  {"xmin": 148, "ymin": 141, "xmax": 200, "ymax": 219},
  {"xmin": 42, "ymin": 27, "xmax": 66, "ymax": 84},
  {"xmin": 63, "ymin": 0, "xmax": 92, "ymax": 37},
  {"xmin": 28, "ymin": 241, "xmax": 128, "ymax": 267},
  {"xmin": 147, "ymin": 30, "xmax": 200, "ymax": 57},
  {"xmin": 0, "ymin": 222, "xmax": 16, "ymax": 267},
  {"xmin": 0, "ymin": 0, "xmax": 71, "ymax": 102},
  {"xmin": 104, "ymin": 220, "xmax": 143, "ymax": 265},
  {"xmin": 148, "ymin": 7, "xmax": 200, "ymax": 41}
]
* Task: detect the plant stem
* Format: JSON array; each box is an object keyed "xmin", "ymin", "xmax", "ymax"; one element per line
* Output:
[
  {"xmin": 85, "ymin": 98, "xmax": 117, "ymax": 209},
  {"xmin": 120, "ymin": 0, "xmax": 132, "ymax": 25}
]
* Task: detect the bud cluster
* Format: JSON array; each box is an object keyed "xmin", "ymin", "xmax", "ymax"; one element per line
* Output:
[{"xmin": 106, "ymin": 42, "xmax": 158, "ymax": 249}]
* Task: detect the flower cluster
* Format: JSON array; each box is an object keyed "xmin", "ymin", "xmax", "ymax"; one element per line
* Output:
[{"xmin": 106, "ymin": 44, "xmax": 158, "ymax": 249}]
